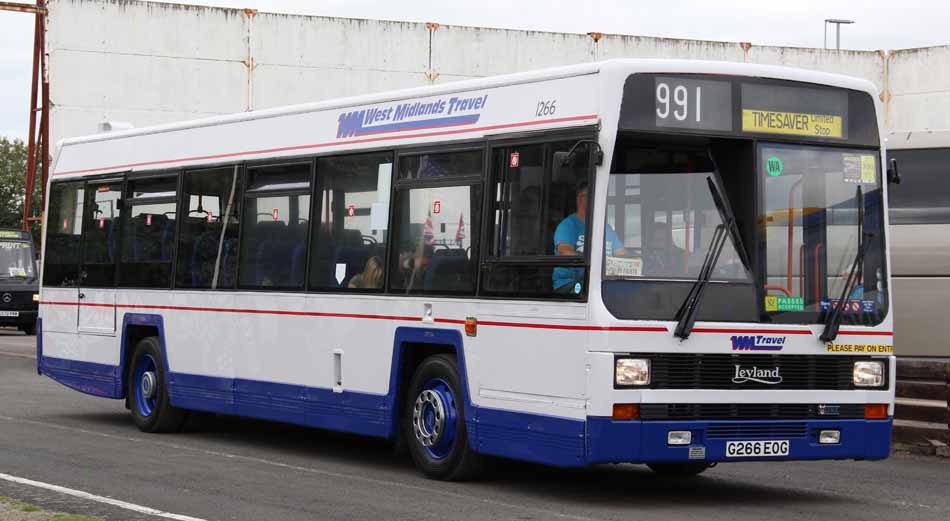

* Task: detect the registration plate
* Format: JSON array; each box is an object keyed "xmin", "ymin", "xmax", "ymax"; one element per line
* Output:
[
  {"xmin": 0, "ymin": 311, "xmax": 18, "ymax": 317},
  {"xmin": 725, "ymin": 440, "xmax": 789, "ymax": 458}
]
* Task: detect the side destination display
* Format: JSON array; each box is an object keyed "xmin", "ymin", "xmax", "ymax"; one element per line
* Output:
[{"xmin": 618, "ymin": 74, "xmax": 877, "ymax": 147}]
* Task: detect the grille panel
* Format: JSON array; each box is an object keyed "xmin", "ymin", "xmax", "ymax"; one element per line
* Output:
[
  {"xmin": 642, "ymin": 354, "xmax": 879, "ymax": 390},
  {"xmin": 0, "ymin": 291, "xmax": 35, "ymax": 310},
  {"xmin": 640, "ymin": 403, "xmax": 865, "ymax": 421},
  {"xmin": 706, "ymin": 422, "xmax": 808, "ymax": 439}
]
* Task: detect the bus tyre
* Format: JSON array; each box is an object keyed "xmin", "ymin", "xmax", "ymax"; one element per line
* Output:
[
  {"xmin": 403, "ymin": 354, "xmax": 485, "ymax": 481},
  {"xmin": 20, "ymin": 322, "xmax": 36, "ymax": 336},
  {"xmin": 127, "ymin": 336, "xmax": 185, "ymax": 433},
  {"xmin": 647, "ymin": 462, "xmax": 711, "ymax": 477}
]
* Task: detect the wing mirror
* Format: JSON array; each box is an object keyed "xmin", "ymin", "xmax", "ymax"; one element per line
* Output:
[{"xmin": 887, "ymin": 157, "xmax": 901, "ymax": 185}]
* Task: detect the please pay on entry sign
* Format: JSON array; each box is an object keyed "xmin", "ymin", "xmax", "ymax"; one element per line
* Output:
[{"xmin": 742, "ymin": 109, "xmax": 843, "ymax": 138}]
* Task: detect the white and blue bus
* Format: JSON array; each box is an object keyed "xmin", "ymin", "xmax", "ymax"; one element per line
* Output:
[{"xmin": 39, "ymin": 60, "xmax": 896, "ymax": 480}]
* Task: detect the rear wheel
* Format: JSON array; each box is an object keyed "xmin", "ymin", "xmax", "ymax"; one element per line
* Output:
[
  {"xmin": 127, "ymin": 336, "xmax": 185, "ymax": 433},
  {"xmin": 403, "ymin": 354, "xmax": 485, "ymax": 480},
  {"xmin": 647, "ymin": 462, "xmax": 711, "ymax": 477}
]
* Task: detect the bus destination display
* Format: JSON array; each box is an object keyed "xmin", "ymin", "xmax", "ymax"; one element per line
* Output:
[
  {"xmin": 621, "ymin": 74, "xmax": 873, "ymax": 145},
  {"xmin": 741, "ymin": 83, "xmax": 847, "ymax": 139},
  {"xmin": 654, "ymin": 77, "xmax": 732, "ymax": 132}
]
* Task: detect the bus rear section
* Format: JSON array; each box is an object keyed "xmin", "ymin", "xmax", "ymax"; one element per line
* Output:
[
  {"xmin": 583, "ymin": 70, "xmax": 894, "ymax": 473},
  {"xmin": 0, "ymin": 229, "xmax": 39, "ymax": 335}
]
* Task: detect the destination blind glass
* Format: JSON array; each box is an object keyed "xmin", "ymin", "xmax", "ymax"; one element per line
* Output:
[{"xmin": 618, "ymin": 74, "xmax": 879, "ymax": 146}]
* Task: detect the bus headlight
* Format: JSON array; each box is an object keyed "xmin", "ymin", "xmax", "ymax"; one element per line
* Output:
[
  {"xmin": 853, "ymin": 361, "xmax": 884, "ymax": 387},
  {"xmin": 615, "ymin": 358, "xmax": 650, "ymax": 386},
  {"xmin": 32, "ymin": 293, "xmax": 40, "ymax": 302}
]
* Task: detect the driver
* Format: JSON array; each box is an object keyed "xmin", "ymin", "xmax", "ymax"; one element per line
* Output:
[{"xmin": 553, "ymin": 181, "xmax": 625, "ymax": 291}]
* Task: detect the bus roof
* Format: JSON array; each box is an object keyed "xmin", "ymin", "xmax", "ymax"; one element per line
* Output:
[{"xmin": 52, "ymin": 59, "xmax": 881, "ymax": 179}]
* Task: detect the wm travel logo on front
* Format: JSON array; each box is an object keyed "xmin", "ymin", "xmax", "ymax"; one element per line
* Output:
[{"xmin": 730, "ymin": 335, "xmax": 786, "ymax": 351}]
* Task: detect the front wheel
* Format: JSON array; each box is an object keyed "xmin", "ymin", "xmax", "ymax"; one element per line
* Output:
[
  {"xmin": 647, "ymin": 462, "xmax": 711, "ymax": 477},
  {"xmin": 403, "ymin": 354, "xmax": 485, "ymax": 480},
  {"xmin": 20, "ymin": 322, "xmax": 36, "ymax": 336},
  {"xmin": 127, "ymin": 336, "xmax": 185, "ymax": 433}
]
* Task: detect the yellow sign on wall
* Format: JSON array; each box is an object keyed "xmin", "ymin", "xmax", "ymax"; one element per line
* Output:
[{"xmin": 742, "ymin": 109, "xmax": 843, "ymax": 138}]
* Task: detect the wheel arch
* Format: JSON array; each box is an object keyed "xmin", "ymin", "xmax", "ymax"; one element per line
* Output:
[
  {"xmin": 387, "ymin": 327, "xmax": 475, "ymax": 443},
  {"xmin": 118, "ymin": 313, "xmax": 170, "ymax": 399}
]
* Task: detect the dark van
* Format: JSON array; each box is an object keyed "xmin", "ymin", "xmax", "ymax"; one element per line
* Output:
[{"xmin": 0, "ymin": 229, "xmax": 39, "ymax": 335}]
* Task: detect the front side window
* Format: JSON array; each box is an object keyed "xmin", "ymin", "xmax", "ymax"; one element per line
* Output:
[
  {"xmin": 760, "ymin": 144, "xmax": 887, "ymax": 324},
  {"xmin": 44, "ymin": 182, "xmax": 85, "ymax": 286},
  {"xmin": 481, "ymin": 140, "xmax": 591, "ymax": 298}
]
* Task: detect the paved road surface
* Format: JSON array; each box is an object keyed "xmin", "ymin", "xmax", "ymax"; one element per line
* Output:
[{"xmin": 1, "ymin": 329, "xmax": 947, "ymax": 521}]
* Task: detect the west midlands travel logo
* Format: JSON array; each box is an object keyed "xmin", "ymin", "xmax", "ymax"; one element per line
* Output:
[{"xmin": 336, "ymin": 94, "xmax": 488, "ymax": 138}]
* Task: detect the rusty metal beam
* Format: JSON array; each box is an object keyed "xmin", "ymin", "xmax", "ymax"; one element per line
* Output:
[
  {"xmin": 0, "ymin": 1, "xmax": 46, "ymax": 14},
  {"xmin": 21, "ymin": 3, "xmax": 42, "ymax": 232}
]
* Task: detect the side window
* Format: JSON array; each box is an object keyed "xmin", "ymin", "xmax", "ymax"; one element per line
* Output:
[
  {"xmin": 389, "ymin": 150, "xmax": 482, "ymax": 294},
  {"xmin": 80, "ymin": 180, "xmax": 123, "ymax": 287},
  {"xmin": 310, "ymin": 153, "xmax": 392, "ymax": 291},
  {"xmin": 176, "ymin": 166, "xmax": 242, "ymax": 289},
  {"xmin": 481, "ymin": 140, "xmax": 591, "ymax": 298},
  {"xmin": 120, "ymin": 175, "xmax": 178, "ymax": 287},
  {"xmin": 238, "ymin": 162, "xmax": 312, "ymax": 289},
  {"xmin": 43, "ymin": 182, "xmax": 85, "ymax": 286},
  {"xmin": 887, "ymin": 148, "xmax": 950, "ymax": 224}
]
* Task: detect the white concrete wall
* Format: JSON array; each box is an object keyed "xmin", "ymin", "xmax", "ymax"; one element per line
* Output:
[
  {"xmin": 887, "ymin": 45, "xmax": 950, "ymax": 131},
  {"xmin": 47, "ymin": 0, "xmax": 950, "ymax": 147}
]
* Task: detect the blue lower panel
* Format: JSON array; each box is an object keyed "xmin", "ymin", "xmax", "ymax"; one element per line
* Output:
[
  {"xmin": 168, "ymin": 373, "xmax": 391, "ymax": 438},
  {"xmin": 587, "ymin": 418, "xmax": 893, "ymax": 464},
  {"xmin": 474, "ymin": 407, "xmax": 586, "ymax": 467},
  {"xmin": 40, "ymin": 356, "xmax": 121, "ymax": 399}
]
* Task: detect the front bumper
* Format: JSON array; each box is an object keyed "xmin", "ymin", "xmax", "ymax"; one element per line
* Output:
[{"xmin": 587, "ymin": 418, "xmax": 892, "ymax": 464}]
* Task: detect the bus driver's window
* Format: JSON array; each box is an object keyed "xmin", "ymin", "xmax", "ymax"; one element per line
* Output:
[{"xmin": 553, "ymin": 181, "xmax": 626, "ymax": 291}]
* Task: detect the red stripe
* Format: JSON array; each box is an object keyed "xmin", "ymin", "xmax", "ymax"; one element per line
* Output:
[
  {"xmin": 53, "ymin": 114, "xmax": 599, "ymax": 176},
  {"xmin": 692, "ymin": 328, "xmax": 813, "ymax": 335},
  {"xmin": 38, "ymin": 301, "xmax": 893, "ymax": 336},
  {"xmin": 836, "ymin": 330, "xmax": 894, "ymax": 336}
]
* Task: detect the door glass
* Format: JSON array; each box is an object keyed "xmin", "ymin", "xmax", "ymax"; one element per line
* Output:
[{"xmin": 81, "ymin": 181, "xmax": 123, "ymax": 287}]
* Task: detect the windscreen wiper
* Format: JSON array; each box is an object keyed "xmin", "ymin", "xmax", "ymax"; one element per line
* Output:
[
  {"xmin": 674, "ymin": 177, "xmax": 741, "ymax": 340},
  {"xmin": 820, "ymin": 185, "xmax": 871, "ymax": 342}
]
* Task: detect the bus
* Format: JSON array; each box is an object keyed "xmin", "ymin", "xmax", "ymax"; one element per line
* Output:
[
  {"xmin": 0, "ymin": 229, "xmax": 38, "ymax": 335},
  {"xmin": 886, "ymin": 130, "xmax": 950, "ymax": 359},
  {"xmin": 38, "ymin": 60, "xmax": 896, "ymax": 480}
]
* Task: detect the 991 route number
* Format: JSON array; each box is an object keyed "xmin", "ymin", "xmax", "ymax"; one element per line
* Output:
[{"xmin": 725, "ymin": 440, "xmax": 789, "ymax": 458}]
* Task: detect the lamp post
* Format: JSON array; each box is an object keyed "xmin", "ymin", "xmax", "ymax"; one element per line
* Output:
[{"xmin": 824, "ymin": 19, "xmax": 855, "ymax": 50}]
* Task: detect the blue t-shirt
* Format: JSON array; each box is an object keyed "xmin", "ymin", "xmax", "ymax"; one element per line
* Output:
[{"xmin": 552, "ymin": 214, "xmax": 622, "ymax": 291}]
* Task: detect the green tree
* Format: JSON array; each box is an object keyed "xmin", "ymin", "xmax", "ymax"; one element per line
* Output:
[{"xmin": 0, "ymin": 137, "xmax": 42, "ymax": 240}]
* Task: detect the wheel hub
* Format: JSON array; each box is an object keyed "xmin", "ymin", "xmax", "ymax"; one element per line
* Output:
[
  {"xmin": 412, "ymin": 389, "xmax": 446, "ymax": 447},
  {"xmin": 140, "ymin": 371, "xmax": 156, "ymax": 399}
]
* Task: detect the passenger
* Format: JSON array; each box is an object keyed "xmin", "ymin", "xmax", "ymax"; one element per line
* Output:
[
  {"xmin": 400, "ymin": 244, "xmax": 434, "ymax": 291},
  {"xmin": 643, "ymin": 221, "xmax": 686, "ymax": 277},
  {"xmin": 348, "ymin": 256, "xmax": 384, "ymax": 289},
  {"xmin": 552, "ymin": 181, "xmax": 625, "ymax": 291}
]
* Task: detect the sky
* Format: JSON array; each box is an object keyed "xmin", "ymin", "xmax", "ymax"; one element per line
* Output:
[{"xmin": 1, "ymin": 0, "xmax": 949, "ymax": 140}]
